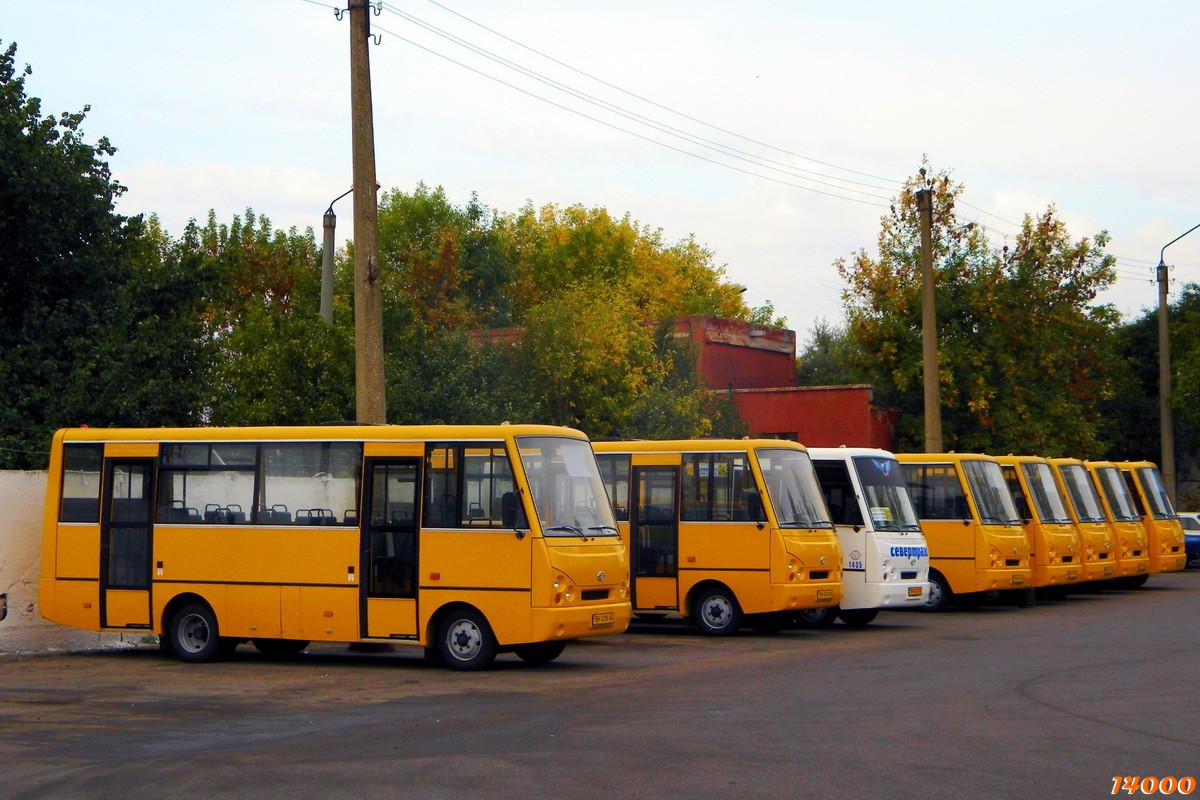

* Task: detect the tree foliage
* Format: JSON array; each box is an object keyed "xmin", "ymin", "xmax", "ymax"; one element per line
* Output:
[
  {"xmin": 837, "ymin": 164, "xmax": 1123, "ymax": 456},
  {"xmin": 796, "ymin": 318, "xmax": 865, "ymax": 387},
  {"xmin": 374, "ymin": 186, "xmax": 753, "ymax": 438},
  {"xmin": 0, "ymin": 43, "xmax": 209, "ymax": 467}
]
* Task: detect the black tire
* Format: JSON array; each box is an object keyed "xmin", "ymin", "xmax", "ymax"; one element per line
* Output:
[
  {"xmin": 1187, "ymin": 554, "xmax": 1200, "ymax": 570},
  {"xmin": 252, "ymin": 638, "xmax": 309, "ymax": 659},
  {"xmin": 794, "ymin": 606, "xmax": 838, "ymax": 628},
  {"xmin": 169, "ymin": 602, "xmax": 228, "ymax": 663},
  {"xmin": 437, "ymin": 608, "xmax": 498, "ymax": 671},
  {"xmin": 691, "ymin": 586, "xmax": 742, "ymax": 636},
  {"xmin": 513, "ymin": 640, "xmax": 567, "ymax": 665},
  {"xmin": 747, "ymin": 612, "xmax": 790, "ymax": 634},
  {"xmin": 922, "ymin": 571, "xmax": 952, "ymax": 612},
  {"xmin": 837, "ymin": 608, "xmax": 879, "ymax": 627}
]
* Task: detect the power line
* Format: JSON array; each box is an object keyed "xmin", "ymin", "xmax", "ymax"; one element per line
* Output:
[
  {"xmin": 411, "ymin": 0, "xmax": 905, "ymax": 188},
  {"xmin": 369, "ymin": 20, "xmax": 891, "ymax": 207},
  {"xmin": 312, "ymin": 1, "xmax": 1177, "ymax": 285},
  {"xmin": 377, "ymin": 4, "xmax": 894, "ymax": 202}
]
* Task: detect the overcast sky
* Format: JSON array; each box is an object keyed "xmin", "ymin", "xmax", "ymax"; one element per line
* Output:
[{"xmin": 6, "ymin": 1, "xmax": 1199, "ymax": 342}]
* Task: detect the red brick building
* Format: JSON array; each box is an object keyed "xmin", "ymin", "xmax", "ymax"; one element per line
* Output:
[{"xmin": 672, "ymin": 316, "xmax": 897, "ymax": 449}]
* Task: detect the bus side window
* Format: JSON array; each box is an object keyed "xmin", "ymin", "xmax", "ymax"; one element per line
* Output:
[{"xmin": 60, "ymin": 444, "xmax": 103, "ymax": 523}]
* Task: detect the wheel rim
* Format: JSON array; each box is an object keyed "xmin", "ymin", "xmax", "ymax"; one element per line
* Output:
[
  {"xmin": 798, "ymin": 608, "xmax": 830, "ymax": 623},
  {"xmin": 445, "ymin": 618, "xmax": 483, "ymax": 662},
  {"xmin": 925, "ymin": 579, "xmax": 943, "ymax": 609},
  {"xmin": 178, "ymin": 612, "xmax": 211, "ymax": 654},
  {"xmin": 700, "ymin": 595, "xmax": 734, "ymax": 631}
]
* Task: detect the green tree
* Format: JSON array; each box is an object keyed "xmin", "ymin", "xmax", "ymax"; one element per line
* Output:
[
  {"xmin": 0, "ymin": 43, "xmax": 209, "ymax": 466},
  {"xmin": 837, "ymin": 165, "xmax": 1121, "ymax": 456},
  {"xmin": 168, "ymin": 209, "xmax": 355, "ymax": 426},
  {"xmin": 796, "ymin": 318, "xmax": 864, "ymax": 387},
  {"xmin": 374, "ymin": 186, "xmax": 755, "ymax": 439}
]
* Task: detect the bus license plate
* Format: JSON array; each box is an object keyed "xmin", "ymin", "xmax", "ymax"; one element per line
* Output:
[
  {"xmin": 908, "ymin": 586, "xmax": 923, "ymax": 598},
  {"xmin": 1011, "ymin": 574, "xmax": 1026, "ymax": 585},
  {"xmin": 816, "ymin": 589, "xmax": 834, "ymax": 601},
  {"xmin": 591, "ymin": 612, "xmax": 615, "ymax": 629}
]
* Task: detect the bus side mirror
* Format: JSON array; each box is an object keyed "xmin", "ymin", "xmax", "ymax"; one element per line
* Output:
[
  {"xmin": 502, "ymin": 492, "xmax": 521, "ymax": 528},
  {"xmin": 746, "ymin": 490, "xmax": 764, "ymax": 522}
]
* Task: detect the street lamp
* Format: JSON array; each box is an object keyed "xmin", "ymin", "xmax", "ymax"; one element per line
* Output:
[
  {"xmin": 1157, "ymin": 221, "xmax": 1200, "ymax": 505},
  {"xmin": 321, "ymin": 188, "xmax": 353, "ymax": 324}
]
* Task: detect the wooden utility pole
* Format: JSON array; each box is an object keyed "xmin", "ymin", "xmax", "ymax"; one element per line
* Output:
[
  {"xmin": 917, "ymin": 188, "xmax": 943, "ymax": 453},
  {"xmin": 349, "ymin": 0, "xmax": 386, "ymax": 423}
]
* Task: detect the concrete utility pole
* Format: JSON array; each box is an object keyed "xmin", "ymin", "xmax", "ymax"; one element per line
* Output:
[
  {"xmin": 320, "ymin": 188, "xmax": 353, "ymax": 326},
  {"xmin": 917, "ymin": 188, "xmax": 943, "ymax": 453},
  {"xmin": 349, "ymin": 0, "xmax": 386, "ymax": 423},
  {"xmin": 1157, "ymin": 222, "xmax": 1200, "ymax": 505}
]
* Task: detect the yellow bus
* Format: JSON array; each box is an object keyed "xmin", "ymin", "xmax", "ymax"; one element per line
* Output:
[
  {"xmin": 39, "ymin": 424, "xmax": 631, "ymax": 670},
  {"xmin": 996, "ymin": 455, "xmax": 1083, "ymax": 595},
  {"xmin": 592, "ymin": 439, "xmax": 841, "ymax": 635},
  {"xmin": 1048, "ymin": 458, "xmax": 1117, "ymax": 585},
  {"xmin": 1117, "ymin": 461, "xmax": 1187, "ymax": 575},
  {"xmin": 1084, "ymin": 460, "xmax": 1150, "ymax": 586},
  {"xmin": 897, "ymin": 454, "xmax": 1032, "ymax": 610}
]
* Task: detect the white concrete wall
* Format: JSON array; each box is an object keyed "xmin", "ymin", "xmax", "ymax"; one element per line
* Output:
[{"xmin": 0, "ymin": 471, "xmax": 144, "ymax": 654}]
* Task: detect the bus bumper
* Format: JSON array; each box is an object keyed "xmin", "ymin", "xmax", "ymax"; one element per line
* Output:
[
  {"xmin": 1082, "ymin": 559, "xmax": 1117, "ymax": 582},
  {"xmin": 1148, "ymin": 553, "xmax": 1187, "ymax": 574},
  {"xmin": 1034, "ymin": 563, "xmax": 1082, "ymax": 588},
  {"xmin": 974, "ymin": 567, "xmax": 1032, "ymax": 593},
  {"xmin": 529, "ymin": 601, "xmax": 631, "ymax": 642},
  {"xmin": 844, "ymin": 580, "xmax": 927, "ymax": 610},
  {"xmin": 787, "ymin": 581, "xmax": 843, "ymax": 611},
  {"xmin": 1116, "ymin": 557, "xmax": 1150, "ymax": 579}
]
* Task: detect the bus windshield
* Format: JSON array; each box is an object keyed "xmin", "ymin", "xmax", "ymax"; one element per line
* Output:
[
  {"xmin": 517, "ymin": 436, "xmax": 619, "ymax": 538},
  {"xmin": 1020, "ymin": 462, "xmax": 1073, "ymax": 524},
  {"xmin": 755, "ymin": 448, "xmax": 833, "ymax": 529},
  {"xmin": 962, "ymin": 460, "xmax": 1021, "ymax": 525},
  {"xmin": 1135, "ymin": 467, "xmax": 1175, "ymax": 518},
  {"xmin": 1059, "ymin": 464, "xmax": 1107, "ymax": 522},
  {"xmin": 851, "ymin": 456, "xmax": 921, "ymax": 532},
  {"xmin": 1094, "ymin": 467, "xmax": 1140, "ymax": 522}
]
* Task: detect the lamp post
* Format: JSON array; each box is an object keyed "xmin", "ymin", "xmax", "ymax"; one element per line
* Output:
[
  {"xmin": 1157, "ymin": 222, "xmax": 1200, "ymax": 505},
  {"xmin": 321, "ymin": 188, "xmax": 353, "ymax": 325}
]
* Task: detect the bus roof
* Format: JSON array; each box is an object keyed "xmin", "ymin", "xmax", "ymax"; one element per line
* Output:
[
  {"xmin": 592, "ymin": 439, "xmax": 807, "ymax": 454},
  {"xmin": 54, "ymin": 423, "xmax": 588, "ymax": 445}
]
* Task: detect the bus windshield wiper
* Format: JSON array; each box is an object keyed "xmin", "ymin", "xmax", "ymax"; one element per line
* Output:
[
  {"xmin": 544, "ymin": 524, "xmax": 588, "ymax": 540},
  {"xmin": 781, "ymin": 519, "xmax": 833, "ymax": 530}
]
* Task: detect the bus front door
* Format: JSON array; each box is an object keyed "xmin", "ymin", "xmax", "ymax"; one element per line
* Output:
[
  {"xmin": 630, "ymin": 466, "xmax": 680, "ymax": 611},
  {"xmin": 360, "ymin": 458, "xmax": 421, "ymax": 639},
  {"xmin": 100, "ymin": 459, "xmax": 154, "ymax": 628}
]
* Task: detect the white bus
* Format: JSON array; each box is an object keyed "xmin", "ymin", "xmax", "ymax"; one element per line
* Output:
[{"xmin": 806, "ymin": 447, "xmax": 929, "ymax": 624}]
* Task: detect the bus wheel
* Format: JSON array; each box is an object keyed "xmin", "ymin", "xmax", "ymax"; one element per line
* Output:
[
  {"xmin": 514, "ymin": 641, "xmax": 566, "ymax": 665},
  {"xmin": 923, "ymin": 572, "xmax": 952, "ymax": 612},
  {"xmin": 170, "ymin": 602, "xmax": 227, "ymax": 663},
  {"xmin": 794, "ymin": 607, "xmax": 837, "ymax": 628},
  {"xmin": 252, "ymin": 638, "xmax": 309, "ymax": 659},
  {"xmin": 837, "ymin": 608, "xmax": 879, "ymax": 627},
  {"xmin": 692, "ymin": 587, "xmax": 742, "ymax": 636},
  {"xmin": 438, "ymin": 609, "xmax": 498, "ymax": 671}
]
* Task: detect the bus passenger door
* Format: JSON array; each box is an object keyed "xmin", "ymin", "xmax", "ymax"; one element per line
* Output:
[
  {"xmin": 100, "ymin": 459, "xmax": 154, "ymax": 628},
  {"xmin": 630, "ymin": 466, "xmax": 680, "ymax": 611},
  {"xmin": 360, "ymin": 458, "xmax": 421, "ymax": 639}
]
